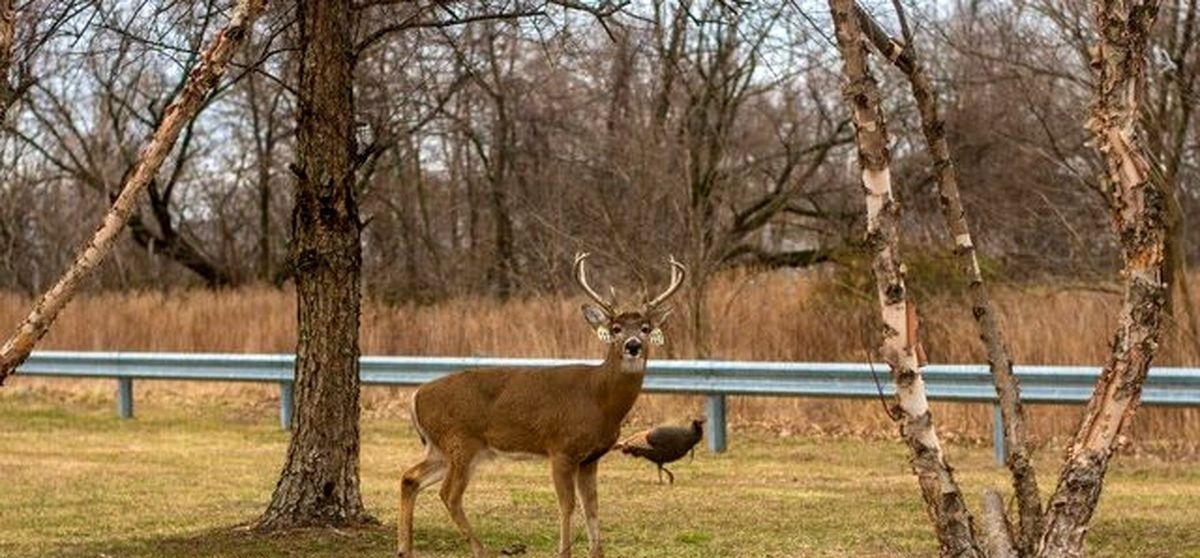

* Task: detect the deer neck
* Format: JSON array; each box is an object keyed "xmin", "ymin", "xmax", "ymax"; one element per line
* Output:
[{"xmin": 595, "ymin": 345, "xmax": 646, "ymax": 424}]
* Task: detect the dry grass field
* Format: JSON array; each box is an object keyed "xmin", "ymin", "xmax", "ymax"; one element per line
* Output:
[{"xmin": 2, "ymin": 271, "xmax": 1198, "ymax": 451}]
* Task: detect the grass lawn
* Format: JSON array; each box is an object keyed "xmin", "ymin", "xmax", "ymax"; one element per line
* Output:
[{"xmin": 1, "ymin": 390, "xmax": 1198, "ymax": 557}]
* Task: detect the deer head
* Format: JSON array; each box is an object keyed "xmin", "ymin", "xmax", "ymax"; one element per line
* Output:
[{"xmin": 573, "ymin": 252, "xmax": 687, "ymax": 371}]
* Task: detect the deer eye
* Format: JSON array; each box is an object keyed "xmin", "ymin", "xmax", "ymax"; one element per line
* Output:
[
  {"xmin": 640, "ymin": 325, "xmax": 651, "ymax": 334},
  {"xmin": 610, "ymin": 325, "xmax": 622, "ymax": 335}
]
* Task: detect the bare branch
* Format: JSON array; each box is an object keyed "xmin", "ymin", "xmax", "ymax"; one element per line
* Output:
[{"xmin": 0, "ymin": 0, "xmax": 268, "ymax": 383}]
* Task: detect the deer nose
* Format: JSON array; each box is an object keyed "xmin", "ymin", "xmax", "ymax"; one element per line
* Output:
[{"xmin": 624, "ymin": 338, "xmax": 642, "ymax": 357}]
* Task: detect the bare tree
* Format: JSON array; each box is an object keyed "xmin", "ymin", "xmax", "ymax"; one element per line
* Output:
[
  {"xmin": 854, "ymin": 4, "xmax": 1044, "ymax": 554},
  {"xmin": 827, "ymin": 1, "xmax": 982, "ymax": 555},
  {"xmin": 0, "ymin": 0, "xmax": 267, "ymax": 384},
  {"xmin": 2, "ymin": 1, "xmax": 294, "ymax": 288},
  {"xmin": 1145, "ymin": 0, "xmax": 1200, "ymax": 358},
  {"xmin": 254, "ymin": 0, "xmax": 372, "ymax": 529},
  {"xmin": 1039, "ymin": 1, "xmax": 1168, "ymax": 554},
  {"xmin": 827, "ymin": 1, "xmax": 1173, "ymax": 556}
]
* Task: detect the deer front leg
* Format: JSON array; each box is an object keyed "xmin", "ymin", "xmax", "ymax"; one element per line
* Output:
[
  {"xmin": 575, "ymin": 460, "xmax": 603, "ymax": 558},
  {"xmin": 551, "ymin": 457, "xmax": 579, "ymax": 558}
]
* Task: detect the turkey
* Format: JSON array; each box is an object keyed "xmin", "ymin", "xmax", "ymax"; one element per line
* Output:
[{"xmin": 614, "ymin": 418, "xmax": 705, "ymax": 484}]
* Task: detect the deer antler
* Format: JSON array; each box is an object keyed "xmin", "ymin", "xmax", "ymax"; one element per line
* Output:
[
  {"xmin": 645, "ymin": 255, "xmax": 687, "ymax": 309},
  {"xmin": 573, "ymin": 252, "xmax": 615, "ymax": 316}
]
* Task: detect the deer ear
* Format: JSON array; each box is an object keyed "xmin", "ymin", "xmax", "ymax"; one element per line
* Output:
[{"xmin": 581, "ymin": 303, "xmax": 610, "ymax": 330}]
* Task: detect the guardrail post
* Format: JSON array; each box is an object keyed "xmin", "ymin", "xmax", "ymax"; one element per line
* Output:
[
  {"xmin": 280, "ymin": 381, "xmax": 294, "ymax": 430},
  {"xmin": 706, "ymin": 394, "xmax": 727, "ymax": 453},
  {"xmin": 117, "ymin": 378, "xmax": 134, "ymax": 419},
  {"xmin": 992, "ymin": 403, "xmax": 1005, "ymax": 465}
]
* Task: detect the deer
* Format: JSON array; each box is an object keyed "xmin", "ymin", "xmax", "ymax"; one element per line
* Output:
[{"xmin": 396, "ymin": 252, "xmax": 686, "ymax": 558}]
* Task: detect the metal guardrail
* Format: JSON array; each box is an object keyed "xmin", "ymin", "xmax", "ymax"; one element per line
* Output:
[{"xmin": 16, "ymin": 351, "xmax": 1200, "ymax": 463}]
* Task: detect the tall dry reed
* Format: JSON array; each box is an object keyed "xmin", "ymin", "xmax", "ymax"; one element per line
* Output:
[{"xmin": 2, "ymin": 271, "xmax": 1197, "ymax": 454}]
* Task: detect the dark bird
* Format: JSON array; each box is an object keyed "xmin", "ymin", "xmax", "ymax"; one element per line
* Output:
[{"xmin": 615, "ymin": 418, "xmax": 705, "ymax": 484}]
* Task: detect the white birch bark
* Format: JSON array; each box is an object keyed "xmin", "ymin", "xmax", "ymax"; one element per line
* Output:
[
  {"xmin": 853, "ymin": 5, "xmax": 1044, "ymax": 554},
  {"xmin": 828, "ymin": 2, "xmax": 981, "ymax": 556}
]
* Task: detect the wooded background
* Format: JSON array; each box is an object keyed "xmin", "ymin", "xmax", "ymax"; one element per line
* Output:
[{"xmin": 2, "ymin": 0, "xmax": 1195, "ymax": 303}]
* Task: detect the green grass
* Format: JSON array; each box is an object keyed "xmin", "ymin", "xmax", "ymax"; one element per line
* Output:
[{"xmin": 1, "ymin": 390, "xmax": 1198, "ymax": 557}]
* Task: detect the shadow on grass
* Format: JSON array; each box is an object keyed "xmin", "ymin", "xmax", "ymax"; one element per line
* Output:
[
  {"xmin": 46, "ymin": 524, "xmax": 394, "ymax": 558},
  {"xmin": 41, "ymin": 522, "xmax": 553, "ymax": 558}
]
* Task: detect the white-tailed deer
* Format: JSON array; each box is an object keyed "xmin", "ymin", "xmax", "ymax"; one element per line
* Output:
[{"xmin": 397, "ymin": 253, "xmax": 686, "ymax": 558}]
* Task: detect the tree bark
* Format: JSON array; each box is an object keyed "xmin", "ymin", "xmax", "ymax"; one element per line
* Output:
[
  {"xmin": 981, "ymin": 489, "xmax": 1018, "ymax": 558},
  {"xmin": 254, "ymin": 0, "xmax": 371, "ymax": 529},
  {"xmin": 1038, "ymin": 2, "xmax": 1166, "ymax": 556},
  {"xmin": 827, "ymin": 2, "xmax": 982, "ymax": 556},
  {"xmin": 0, "ymin": 0, "xmax": 266, "ymax": 384},
  {"xmin": 0, "ymin": 0, "xmax": 15, "ymax": 121},
  {"xmin": 854, "ymin": 5, "xmax": 1044, "ymax": 554}
]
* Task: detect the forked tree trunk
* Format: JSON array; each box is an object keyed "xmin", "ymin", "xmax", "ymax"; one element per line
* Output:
[
  {"xmin": 1038, "ymin": 2, "xmax": 1167, "ymax": 556},
  {"xmin": 854, "ymin": 5, "xmax": 1043, "ymax": 554},
  {"xmin": 827, "ymin": 2, "xmax": 982, "ymax": 556},
  {"xmin": 254, "ymin": 0, "xmax": 371, "ymax": 529},
  {"xmin": 0, "ymin": 0, "xmax": 266, "ymax": 384}
]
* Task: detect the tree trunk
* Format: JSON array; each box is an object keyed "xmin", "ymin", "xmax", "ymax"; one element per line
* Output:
[
  {"xmin": 0, "ymin": 0, "xmax": 266, "ymax": 384},
  {"xmin": 1154, "ymin": 0, "xmax": 1200, "ymax": 361},
  {"xmin": 981, "ymin": 489, "xmax": 1018, "ymax": 558},
  {"xmin": 1163, "ymin": 191, "xmax": 1200, "ymax": 359},
  {"xmin": 854, "ymin": 5, "xmax": 1044, "ymax": 554},
  {"xmin": 1038, "ymin": 2, "xmax": 1167, "ymax": 555},
  {"xmin": 254, "ymin": 0, "xmax": 371, "ymax": 529},
  {"xmin": 827, "ymin": 2, "xmax": 982, "ymax": 556},
  {"xmin": 258, "ymin": 152, "xmax": 273, "ymax": 282},
  {"xmin": 0, "ymin": 0, "xmax": 15, "ymax": 121}
]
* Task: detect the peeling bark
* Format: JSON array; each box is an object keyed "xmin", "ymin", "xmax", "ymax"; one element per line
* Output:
[
  {"xmin": 1038, "ymin": 2, "xmax": 1167, "ymax": 556},
  {"xmin": 828, "ymin": 2, "xmax": 982, "ymax": 556},
  {"xmin": 0, "ymin": 0, "xmax": 267, "ymax": 384},
  {"xmin": 854, "ymin": 5, "xmax": 1043, "ymax": 554}
]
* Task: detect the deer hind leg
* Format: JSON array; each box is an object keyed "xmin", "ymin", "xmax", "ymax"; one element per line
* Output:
[
  {"xmin": 575, "ymin": 460, "xmax": 603, "ymax": 558},
  {"xmin": 551, "ymin": 456, "xmax": 579, "ymax": 558},
  {"xmin": 397, "ymin": 449, "xmax": 446, "ymax": 558},
  {"xmin": 440, "ymin": 449, "xmax": 490, "ymax": 558}
]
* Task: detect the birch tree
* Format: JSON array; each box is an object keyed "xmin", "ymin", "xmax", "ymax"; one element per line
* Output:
[
  {"xmin": 827, "ymin": 1, "xmax": 1170, "ymax": 556},
  {"xmin": 854, "ymin": 5, "xmax": 1043, "ymax": 554},
  {"xmin": 0, "ymin": 0, "xmax": 267, "ymax": 384},
  {"xmin": 827, "ymin": 2, "xmax": 982, "ymax": 556},
  {"xmin": 1039, "ymin": 1, "xmax": 1167, "ymax": 554}
]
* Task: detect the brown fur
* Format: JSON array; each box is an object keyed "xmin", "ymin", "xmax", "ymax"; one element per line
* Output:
[{"xmin": 397, "ymin": 309, "xmax": 672, "ymax": 558}]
